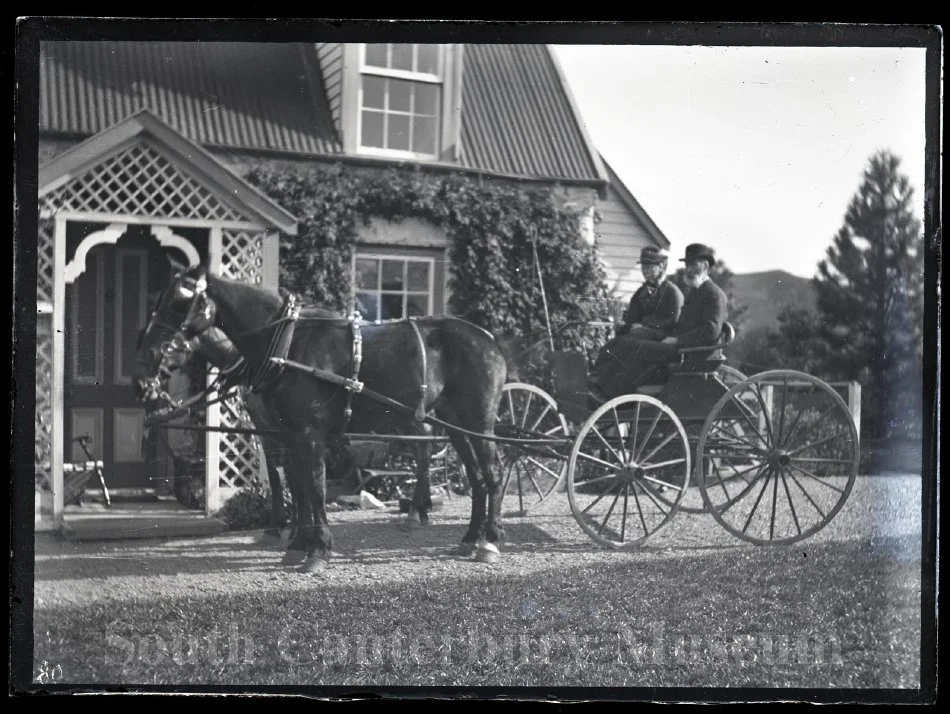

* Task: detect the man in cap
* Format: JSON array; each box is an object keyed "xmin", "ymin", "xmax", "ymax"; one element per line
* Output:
[
  {"xmin": 616, "ymin": 246, "xmax": 684, "ymax": 340},
  {"xmin": 588, "ymin": 243, "xmax": 728, "ymax": 401}
]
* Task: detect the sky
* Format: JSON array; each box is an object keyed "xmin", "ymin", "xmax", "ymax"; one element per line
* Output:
[{"xmin": 550, "ymin": 44, "xmax": 928, "ymax": 279}]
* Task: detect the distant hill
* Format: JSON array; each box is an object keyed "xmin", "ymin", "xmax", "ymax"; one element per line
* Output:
[{"xmin": 729, "ymin": 270, "xmax": 817, "ymax": 337}]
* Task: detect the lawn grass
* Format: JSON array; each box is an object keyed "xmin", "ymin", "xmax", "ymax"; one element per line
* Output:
[{"xmin": 33, "ymin": 534, "xmax": 920, "ymax": 691}]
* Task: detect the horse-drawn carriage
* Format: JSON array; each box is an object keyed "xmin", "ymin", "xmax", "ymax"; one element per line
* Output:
[
  {"xmin": 492, "ymin": 323, "xmax": 859, "ymax": 549},
  {"xmin": 136, "ymin": 264, "xmax": 859, "ymax": 571}
]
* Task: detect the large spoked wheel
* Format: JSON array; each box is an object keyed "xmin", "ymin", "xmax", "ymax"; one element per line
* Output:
[
  {"xmin": 496, "ymin": 382, "xmax": 570, "ymax": 514},
  {"xmin": 567, "ymin": 395, "xmax": 691, "ymax": 549},
  {"xmin": 697, "ymin": 370, "xmax": 859, "ymax": 545}
]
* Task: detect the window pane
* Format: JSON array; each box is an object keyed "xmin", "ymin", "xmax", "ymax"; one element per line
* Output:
[
  {"xmin": 392, "ymin": 43, "xmax": 413, "ymax": 71},
  {"xmin": 387, "ymin": 113, "xmax": 410, "ymax": 151},
  {"xmin": 406, "ymin": 294, "xmax": 428, "ymax": 317},
  {"xmin": 365, "ymin": 43, "xmax": 388, "ymax": 68},
  {"xmin": 381, "ymin": 293, "xmax": 404, "ymax": 320},
  {"xmin": 412, "ymin": 116, "xmax": 437, "ymax": 156},
  {"xmin": 416, "ymin": 44, "xmax": 439, "ymax": 74},
  {"xmin": 361, "ymin": 110, "xmax": 385, "ymax": 148},
  {"xmin": 407, "ymin": 261, "xmax": 429, "ymax": 291},
  {"xmin": 362, "ymin": 75, "xmax": 385, "ymax": 110},
  {"xmin": 414, "ymin": 83, "xmax": 439, "ymax": 117},
  {"xmin": 381, "ymin": 260, "xmax": 404, "ymax": 290},
  {"xmin": 388, "ymin": 78, "xmax": 411, "ymax": 113},
  {"xmin": 355, "ymin": 258, "xmax": 378, "ymax": 289},
  {"xmin": 356, "ymin": 292, "xmax": 378, "ymax": 322}
]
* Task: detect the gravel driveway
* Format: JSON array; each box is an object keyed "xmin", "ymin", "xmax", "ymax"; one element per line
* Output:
[{"xmin": 34, "ymin": 474, "xmax": 923, "ymax": 609}]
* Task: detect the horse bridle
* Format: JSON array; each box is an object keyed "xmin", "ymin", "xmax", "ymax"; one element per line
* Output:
[{"xmin": 139, "ymin": 272, "xmax": 217, "ymax": 407}]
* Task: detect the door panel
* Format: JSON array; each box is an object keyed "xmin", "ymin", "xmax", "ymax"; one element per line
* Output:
[
  {"xmin": 69, "ymin": 409, "xmax": 103, "ymax": 463},
  {"xmin": 70, "ymin": 251, "xmax": 104, "ymax": 384},
  {"xmin": 113, "ymin": 408, "xmax": 146, "ymax": 463},
  {"xmin": 115, "ymin": 250, "xmax": 148, "ymax": 384}
]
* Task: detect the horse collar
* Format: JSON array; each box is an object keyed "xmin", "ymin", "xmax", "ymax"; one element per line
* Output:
[{"xmin": 246, "ymin": 291, "xmax": 301, "ymax": 391}]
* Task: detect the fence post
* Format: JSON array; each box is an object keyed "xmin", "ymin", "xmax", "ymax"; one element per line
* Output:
[
  {"xmin": 848, "ymin": 381, "xmax": 862, "ymax": 442},
  {"xmin": 760, "ymin": 384, "xmax": 774, "ymax": 438}
]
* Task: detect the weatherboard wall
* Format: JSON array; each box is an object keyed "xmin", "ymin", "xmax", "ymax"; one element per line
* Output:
[{"xmin": 595, "ymin": 180, "xmax": 659, "ymax": 304}]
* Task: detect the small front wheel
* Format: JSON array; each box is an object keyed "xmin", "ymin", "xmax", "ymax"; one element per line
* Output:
[
  {"xmin": 496, "ymin": 382, "xmax": 569, "ymax": 514},
  {"xmin": 567, "ymin": 395, "xmax": 691, "ymax": 549}
]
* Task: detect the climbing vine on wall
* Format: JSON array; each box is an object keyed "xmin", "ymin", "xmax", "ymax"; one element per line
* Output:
[{"xmin": 244, "ymin": 162, "xmax": 618, "ymax": 373}]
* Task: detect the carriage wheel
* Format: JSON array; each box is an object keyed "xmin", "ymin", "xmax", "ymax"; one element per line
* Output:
[
  {"xmin": 650, "ymin": 362, "xmax": 747, "ymax": 516},
  {"xmin": 567, "ymin": 395, "xmax": 691, "ymax": 549},
  {"xmin": 697, "ymin": 370, "xmax": 859, "ymax": 545},
  {"xmin": 496, "ymin": 383, "xmax": 569, "ymax": 514}
]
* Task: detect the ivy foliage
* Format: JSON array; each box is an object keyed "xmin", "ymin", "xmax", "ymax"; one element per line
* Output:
[{"xmin": 244, "ymin": 162, "xmax": 618, "ymax": 378}]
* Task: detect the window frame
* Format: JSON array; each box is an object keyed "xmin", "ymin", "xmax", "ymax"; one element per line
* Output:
[
  {"xmin": 356, "ymin": 43, "xmax": 445, "ymax": 160},
  {"xmin": 352, "ymin": 251, "xmax": 437, "ymax": 323}
]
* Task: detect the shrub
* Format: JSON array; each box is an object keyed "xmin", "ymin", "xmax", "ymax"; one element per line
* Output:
[{"xmin": 215, "ymin": 482, "xmax": 271, "ymax": 531}]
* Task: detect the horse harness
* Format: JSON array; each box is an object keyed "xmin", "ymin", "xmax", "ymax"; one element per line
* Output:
[
  {"xmin": 270, "ymin": 313, "xmax": 431, "ymax": 429},
  {"xmin": 151, "ymin": 273, "xmax": 431, "ymax": 431}
]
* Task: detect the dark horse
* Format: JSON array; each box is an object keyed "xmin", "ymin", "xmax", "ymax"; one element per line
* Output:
[
  {"xmin": 138, "ymin": 323, "xmax": 449, "ymax": 549},
  {"xmin": 135, "ymin": 263, "xmax": 511, "ymax": 573}
]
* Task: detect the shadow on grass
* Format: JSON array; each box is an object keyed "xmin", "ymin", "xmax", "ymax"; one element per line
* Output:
[
  {"xmin": 35, "ymin": 519, "xmax": 575, "ymax": 580},
  {"xmin": 32, "ymin": 534, "xmax": 922, "ymax": 690}
]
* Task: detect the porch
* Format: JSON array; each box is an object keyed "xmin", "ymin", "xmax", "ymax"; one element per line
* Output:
[{"xmin": 34, "ymin": 110, "xmax": 298, "ymax": 535}]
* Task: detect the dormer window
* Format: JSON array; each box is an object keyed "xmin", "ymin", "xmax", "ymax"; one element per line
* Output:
[{"xmin": 359, "ymin": 44, "xmax": 443, "ymax": 159}]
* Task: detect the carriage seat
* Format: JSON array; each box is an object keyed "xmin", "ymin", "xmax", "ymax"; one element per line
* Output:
[
  {"xmin": 668, "ymin": 321, "xmax": 736, "ymax": 376},
  {"xmin": 631, "ymin": 321, "xmax": 737, "ymax": 391}
]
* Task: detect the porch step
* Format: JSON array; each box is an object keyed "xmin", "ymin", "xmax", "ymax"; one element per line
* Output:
[
  {"xmin": 60, "ymin": 498, "xmax": 228, "ymax": 541},
  {"xmin": 62, "ymin": 516, "xmax": 228, "ymax": 541}
]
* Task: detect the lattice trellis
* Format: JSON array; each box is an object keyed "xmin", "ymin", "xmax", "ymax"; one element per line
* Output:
[
  {"xmin": 35, "ymin": 217, "xmax": 55, "ymax": 490},
  {"xmin": 40, "ymin": 142, "xmax": 252, "ymax": 223},
  {"xmin": 216, "ymin": 228, "xmax": 268, "ymax": 489},
  {"xmin": 221, "ymin": 229, "xmax": 265, "ymax": 285},
  {"xmin": 37, "ymin": 219, "xmax": 54, "ymax": 305},
  {"xmin": 35, "ymin": 318, "xmax": 54, "ymax": 491},
  {"xmin": 217, "ymin": 387, "xmax": 266, "ymax": 489}
]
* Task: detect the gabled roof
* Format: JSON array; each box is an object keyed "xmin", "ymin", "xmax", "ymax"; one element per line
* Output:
[
  {"xmin": 600, "ymin": 154, "xmax": 670, "ymax": 249},
  {"xmin": 39, "ymin": 41, "xmax": 606, "ymax": 185},
  {"xmin": 39, "ymin": 109, "xmax": 299, "ymax": 235},
  {"xmin": 39, "ymin": 41, "xmax": 340, "ymax": 156},
  {"xmin": 459, "ymin": 45, "xmax": 606, "ymax": 183}
]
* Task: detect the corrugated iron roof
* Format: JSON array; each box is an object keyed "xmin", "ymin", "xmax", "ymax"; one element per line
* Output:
[
  {"xmin": 39, "ymin": 42, "xmax": 604, "ymax": 184},
  {"xmin": 39, "ymin": 41, "xmax": 341, "ymax": 155},
  {"xmin": 460, "ymin": 44, "xmax": 603, "ymax": 182}
]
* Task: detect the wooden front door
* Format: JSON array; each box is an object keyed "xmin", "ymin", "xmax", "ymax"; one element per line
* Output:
[{"xmin": 64, "ymin": 225, "xmax": 177, "ymax": 489}]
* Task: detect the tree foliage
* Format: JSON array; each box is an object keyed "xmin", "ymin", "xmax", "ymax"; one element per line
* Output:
[
  {"xmin": 243, "ymin": 162, "xmax": 616, "ymax": 382},
  {"xmin": 740, "ymin": 150, "xmax": 923, "ymax": 438}
]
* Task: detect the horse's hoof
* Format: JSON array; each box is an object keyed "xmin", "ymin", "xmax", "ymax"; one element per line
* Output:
[
  {"xmin": 297, "ymin": 556, "xmax": 329, "ymax": 574},
  {"xmin": 281, "ymin": 549, "xmax": 307, "ymax": 566},
  {"xmin": 476, "ymin": 541, "xmax": 500, "ymax": 564},
  {"xmin": 259, "ymin": 531, "xmax": 283, "ymax": 546},
  {"xmin": 454, "ymin": 541, "xmax": 477, "ymax": 557}
]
